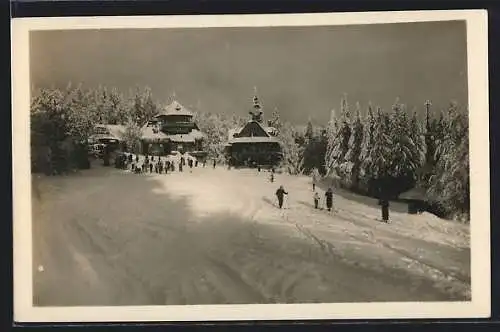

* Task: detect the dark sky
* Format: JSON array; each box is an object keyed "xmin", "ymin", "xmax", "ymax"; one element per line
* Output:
[{"xmin": 30, "ymin": 20, "xmax": 468, "ymax": 125}]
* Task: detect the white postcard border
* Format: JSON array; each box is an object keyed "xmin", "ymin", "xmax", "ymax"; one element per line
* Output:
[{"xmin": 12, "ymin": 10, "xmax": 490, "ymax": 322}]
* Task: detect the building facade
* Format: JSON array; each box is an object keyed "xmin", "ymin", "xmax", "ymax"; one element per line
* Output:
[
  {"xmin": 224, "ymin": 93, "xmax": 283, "ymax": 167},
  {"xmin": 90, "ymin": 100, "xmax": 207, "ymax": 159},
  {"xmin": 140, "ymin": 100, "xmax": 207, "ymax": 158}
]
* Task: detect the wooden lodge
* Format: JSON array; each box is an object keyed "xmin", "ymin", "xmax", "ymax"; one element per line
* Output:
[
  {"xmin": 90, "ymin": 100, "xmax": 207, "ymax": 159},
  {"xmin": 140, "ymin": 100, "xmax": 206, "ymax": 158},
  {"xmin": 224, "ymin": 94, "xmax": 283, "ymax": 167}
]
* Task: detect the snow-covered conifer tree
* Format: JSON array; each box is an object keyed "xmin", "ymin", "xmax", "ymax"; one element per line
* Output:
[
  {"xmin": 359, "ymin": 102, "xmax": 377, "ymax": 190},
  {"xmin": 343, "ymin": 101, "xmax": 364, "ymax": 188},
  {"xmin": 324, "ymin": 108, "xmax": 339, "ymax": 176}
]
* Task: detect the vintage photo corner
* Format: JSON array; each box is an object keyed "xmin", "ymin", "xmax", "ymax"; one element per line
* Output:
[{"xmin": 11, "ymin": 10, "xmax": 490, "ymax": 322}]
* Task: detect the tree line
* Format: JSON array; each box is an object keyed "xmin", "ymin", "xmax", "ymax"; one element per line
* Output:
[
  {"xmin": 320, "ymin": 95, "xmax": 469, "ymax": 221},
  {"xmin": 30, "ymin": 84, "xmax": 469, "ymax": 221}
]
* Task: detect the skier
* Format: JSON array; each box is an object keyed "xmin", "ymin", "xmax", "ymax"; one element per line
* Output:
[
  {"xmin": 213, "ymin": 159, "xmax": 216, "ymax": 169},
  {"xmin": 313, "ymin": 191, "xmax": 321, "ymax": 209},
  {"xmin": 149, "ymin": 162, "xmax": 154, "ymax": 173},
  {"xmin": 275, "ymin": 185, "xmax": 288, "ymax": 209},
  {"xmin": 270, "ymin": 172, "xmax": 275, "ymax": 183},
  {"xmin": 379, "ymin": 198, "xmax": 390, "ymax": 223},
  {"xmin": 325, "ymin": 187, "xmax": 334, "ymax": 212}
]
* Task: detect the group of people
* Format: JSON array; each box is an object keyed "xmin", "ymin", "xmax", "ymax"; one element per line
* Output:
[
  {"xmin": 274, "ymin": 185, "xmax": 335, "ymax": 212},
  {"xmin": 116, "ymin": 153, "xmax": 222, "ymax": 175}
]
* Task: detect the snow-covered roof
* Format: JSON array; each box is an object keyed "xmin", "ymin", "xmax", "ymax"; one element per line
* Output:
[
  {"xmin": 156, "ymin": 100, "xmax": 193, "ymax": 117},
  {"xmin": 141, "ymin": 124, "xmax": 170, "ymax": 142},
  {"xmin": 169, "ymin": 130, "xmax": 205, "ymax": 143},
  {"xmin": 106, "ymin": 125, "xmax": 126, "ymax": 138},
  {"xmin": 92, "ymin": 124, "xmax": 125, "ymax": 141},
  {"xmin": 227, "ymin": 127, "xmax": 243, "ymax": 141},
  {"xmin": 399, "ymin": 187, "xmax": 427, "ymax": 201}
]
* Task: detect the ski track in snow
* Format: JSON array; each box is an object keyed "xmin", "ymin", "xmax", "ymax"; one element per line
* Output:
[{"xmin": 31, "ymin": 164, "xmax": 471, "ymax": 305}]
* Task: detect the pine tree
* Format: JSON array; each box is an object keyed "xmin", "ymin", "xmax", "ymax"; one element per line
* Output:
[
  {"xmin": 428, "ymin": 102, "xmax": 470, "ymax": 219},
  {"xmin": 267, "ymin": 107, "xmax": 282, "ymax": 133},
  {"xmin": 324, "ymin": 109, "xmax": 338, "ymax": 176},
  {"xmin": 65, "ymin": 84, "xmax": 97, "ymax": 143},
  {"xmin": 343, "ymin": 101, "xmax": 364, "ymax": 189},
  {"xmin": 278, "ymin": 122, "xmax": 305, "ymax": 175},
  {"xmin": 409, "ymin": 110, "xmax": 427, "ymax": 183},
  {"xmin": 329, "ymin": 95, "xmax": 352, "ymax": 182},
  {"xmin": 142, "ymin": 87, "xmax": 158, "ymax": 122},
  {"xmin": 131, "ymin": 88, "xmax": 145, "ymax": 125},
  {"xmin": 108, "ymin": 87, "xmax": 127, "ymax": 125},
  {"xmin": 359, "ymin": 103, "xmax": 377, "ymax": 190},
  {"xmin": 361, "ymin": 108, "xmax": 394, "ymax": 196},
  {"xmin": 122, "ymin": 118, "xmax": 143, "ymax": 153},
  {"xmin": 305, "ymin": 118, "xmax": 314, "ymax": 141}
]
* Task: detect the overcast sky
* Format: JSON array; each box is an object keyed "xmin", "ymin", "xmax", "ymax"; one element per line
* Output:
[{"xmin": 30, "ymin": 20, "xmax": 468, "ymax": 125}]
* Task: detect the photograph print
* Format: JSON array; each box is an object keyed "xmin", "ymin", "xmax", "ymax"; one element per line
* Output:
[{"xmin": 12, "ymin": 10, "xmax": 490, "ymax": 322}]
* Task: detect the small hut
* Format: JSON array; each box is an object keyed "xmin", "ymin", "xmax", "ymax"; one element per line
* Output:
[{"xmin": 398, "ymin": 186, "xmax": 428, "ymax": 214}]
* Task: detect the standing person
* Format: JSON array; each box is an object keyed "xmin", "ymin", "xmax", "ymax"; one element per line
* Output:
[
  {"xmin": 179, "ymin": 160, "xmax": 183, "ymax": 172},
  {"xmin": 325, "ymin": 187, "xmax": 334, "ymax": 212},
  {"xmin": 149, "ymin": 162, "xmax": 153, "ymax": 173},
  {"xmin": 312, "ymin": 172, "xmax": 318, "ymax": 191},
  {"xmin": 195, "ymin": 159, "xmax": 198, "ymax": 167},
  {"xmin": 313, "ymin": 191, "xmax": 321, "ymax": 209},
  {"xmin": 135, "ymin": 154, "xmax": 139, "ymax": 163},
  {"xmin": 275, "ymin": 185, "xmax": 288, "ymax": 209},
  {"xmin": 213, "ymin": 159, "xmax": 216, "ymax": 169},
  {"xmin": 203, "ymin": 159, "xmax": 206, "ymax": 167},
  {"xmin": 158, "ymin": 160, "xmax": 163, "ymax": 174},
  {"xmin": 270, "ymin": 172, "xmax": 274, "ymax": 183},
  {"xmin": 379, "ymin": 198, "xmax": 390, "ymax": 223}
]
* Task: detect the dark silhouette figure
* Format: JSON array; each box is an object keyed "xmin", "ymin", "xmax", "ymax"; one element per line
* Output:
[
  {"xmin": 135, "ymin": 155, "xmax": 139, "ymax": 163},
  {"xmin": 149, "ymin": 163, "xmax": 153, "ymax": 173},
  {"xmin": 325, "ymin": 187, "xmax": 334, "ymax": 212},
  {"xmin": 379, "ymin": 199, "xmax": 390, "ymax": 222},
  {"xmin": 213, "ymin": 159, "xmax": 216, "ymax": 169},
  {"xmin": 275, "ymin": 185, "xmax": 288, "ymax": 209}
]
